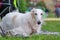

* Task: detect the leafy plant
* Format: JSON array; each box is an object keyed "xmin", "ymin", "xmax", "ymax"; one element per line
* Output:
[
  {"xmin": 36, "ymin": 1, "xmax": 47, "ymax": 11},
  {"xmin": 17, "ymin": 0, "xmax": 27, "ymax": 13}
]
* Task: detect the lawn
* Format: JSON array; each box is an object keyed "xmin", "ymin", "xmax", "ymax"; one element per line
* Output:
[
  {"xmin": 47, "ymin": 12, "xmax": 56, "ymax": 18},
  {"xmin": 42, "ymin": 21, "xmax": 60, "ymax": 32},
  {"xmin": 0, "ymin": 34, "xmax": 60, "ymax": 40}
]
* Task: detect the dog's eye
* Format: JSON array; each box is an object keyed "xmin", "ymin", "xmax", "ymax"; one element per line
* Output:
[
  {"xmin": 35, "ymin": 13, "xmax": 37, "ymax": 15},
  {"xmin": 41, "ymin": 13, "xmax": 43, "ymax": 15}
]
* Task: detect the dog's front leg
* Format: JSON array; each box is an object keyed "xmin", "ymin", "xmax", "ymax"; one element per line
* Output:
[
  {"xmin": 36, "ymin": 25, "xmax": 42, "ymax": 34},
  {"xmin": 22, "ymin": 33, "xmax": 30, "ymax": 37}
]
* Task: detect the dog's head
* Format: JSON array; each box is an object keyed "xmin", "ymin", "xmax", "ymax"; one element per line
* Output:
[{"xmin": 30, "ymin": 8, "xmax": 45, "ymax": 25}]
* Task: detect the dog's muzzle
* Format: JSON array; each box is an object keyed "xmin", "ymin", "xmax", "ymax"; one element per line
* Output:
[{"xmin": 37, "ymin": 21, "xmax": 41, "ymax": 25}]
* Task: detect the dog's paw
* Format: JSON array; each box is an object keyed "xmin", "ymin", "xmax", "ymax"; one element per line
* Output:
[
  {"xmin": 36, "ymin": 31, "xmax": 42, "ymax": 35},
  {"xmin": 23, "ymin": 33, "xmax": 30, "ymax": 37}
]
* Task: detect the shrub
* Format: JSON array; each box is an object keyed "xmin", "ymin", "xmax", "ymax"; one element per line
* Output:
[
  {"xmin": 36, "ymin": 1, "xmax": 46, "ymax": 11},
  {"xmin": 17, "ymin": 0, "xmax": 27, "ymax": 13}
]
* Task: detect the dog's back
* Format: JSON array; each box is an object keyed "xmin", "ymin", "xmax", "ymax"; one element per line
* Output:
[{"xmin": 0, "ymin": 11, "xmax": 33, "ymax": 36}]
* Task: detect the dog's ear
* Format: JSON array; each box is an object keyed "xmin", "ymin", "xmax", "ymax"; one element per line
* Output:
[
  {"xmin": 31, "ymin": 8, "xmax": 35, "ymax": 13},
  {"xmin": 30, "ymin": 8, "xmax": 36, "ymax": 19}
]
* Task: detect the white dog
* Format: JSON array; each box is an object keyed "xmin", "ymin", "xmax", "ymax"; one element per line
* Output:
[{"xmin": 0, "ymin": 8, "xmax": 45, "ymax": 37}]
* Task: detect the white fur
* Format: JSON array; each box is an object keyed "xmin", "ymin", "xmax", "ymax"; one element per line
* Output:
[{"xmin": 0, "ymin": 8, "xmax": 45, "ymax": 37}]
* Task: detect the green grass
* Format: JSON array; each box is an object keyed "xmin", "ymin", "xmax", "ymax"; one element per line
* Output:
[
  {"xmin": 0, "ymin": 35, "xmax": 60, "ymax": 40},
  {"xmin": 48, "ymin": 13, "xmax": 55, "ymax": 18},
  {"xmin": 42, "ymin": 21, "xmax": 60, "ymax": 32},
  {"xmin": 47, "ymin": 12, "xmax": 56, "ymax": 18}
]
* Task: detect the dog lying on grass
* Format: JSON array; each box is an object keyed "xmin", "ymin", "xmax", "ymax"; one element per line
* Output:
[{"xmin": 0, "ymin": 8, "xmax": 45, "ymax": 37}]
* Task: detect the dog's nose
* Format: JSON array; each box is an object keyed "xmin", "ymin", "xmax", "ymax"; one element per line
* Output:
[{"xmin": 37, "ymin": 21, "xmax": 41, "ymax": 25}]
